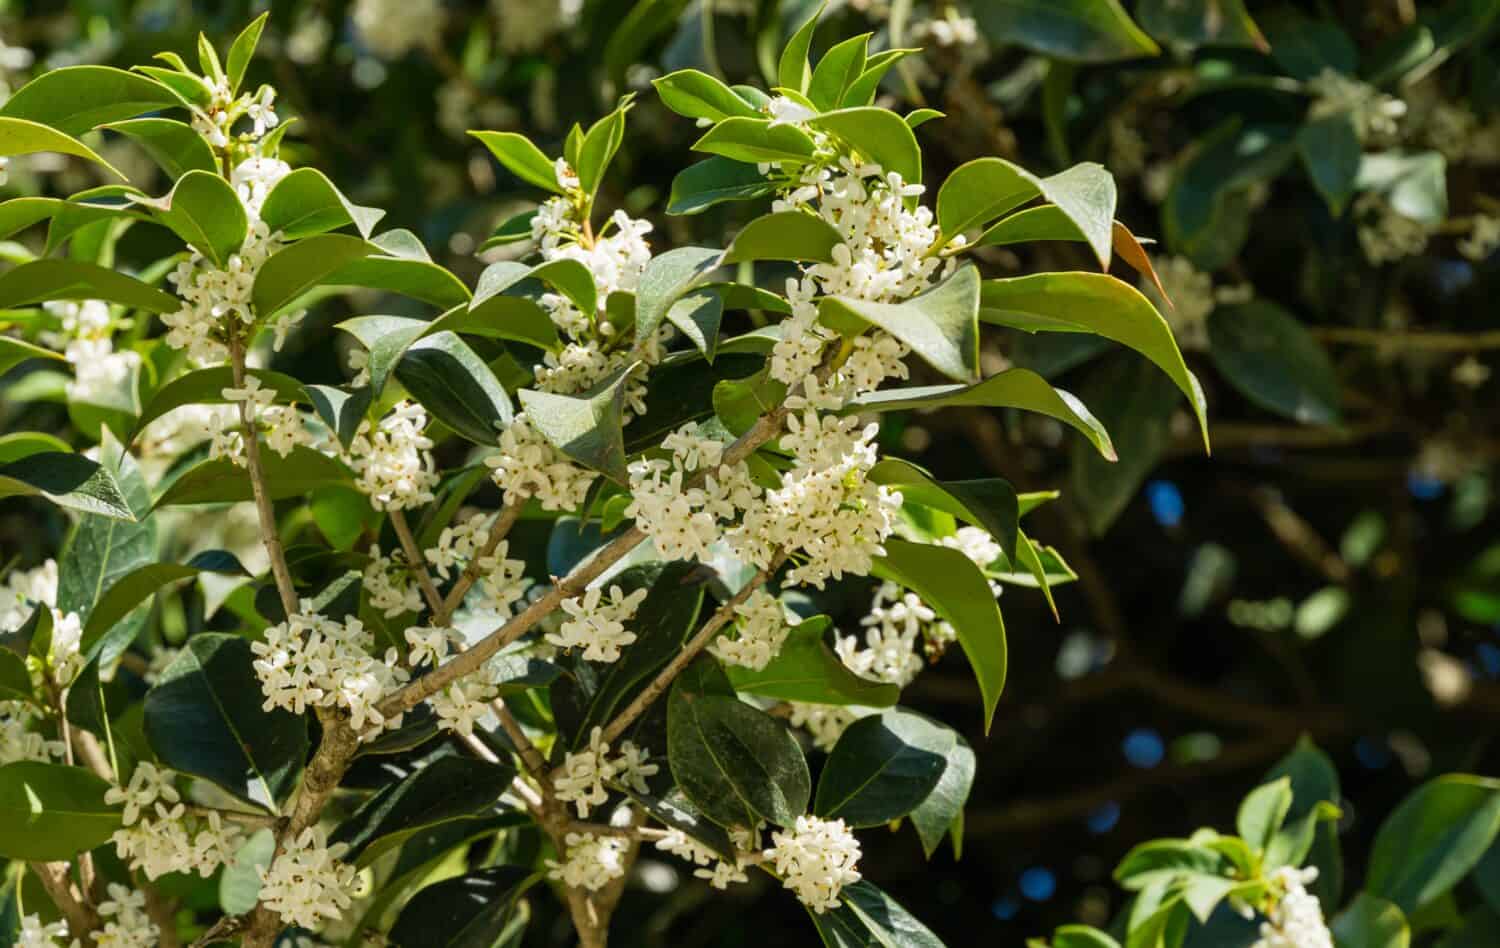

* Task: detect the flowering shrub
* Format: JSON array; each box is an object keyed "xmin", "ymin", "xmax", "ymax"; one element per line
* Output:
[{"xmin": 0, "ymin": 6, "xmax": 1498, "ymax": 948}]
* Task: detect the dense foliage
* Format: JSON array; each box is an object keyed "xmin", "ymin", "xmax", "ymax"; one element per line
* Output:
[{"xmin": 1, "ymin": 2, "xmax": 1500, "ymax": 948}]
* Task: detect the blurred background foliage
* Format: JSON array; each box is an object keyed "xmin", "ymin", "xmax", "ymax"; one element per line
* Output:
[{"xmin": 3, "ymin": 0, "xmax": 1500, "ymax": 944}]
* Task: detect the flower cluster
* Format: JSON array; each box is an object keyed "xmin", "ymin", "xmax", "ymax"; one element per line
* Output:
[
  {"xmin": 1253, "ymin": 866, "xmax": 1333, "ymax": 948},
  {"xmin": 1140, "ymin": 256, "xmax": 1254, "ymax": 352},
  {"xmin": 1305, "ymin": 69, "xmax": 1406, "ymax": 144},
  {"xmin": 163, "ymin": 216, "xmax": 293, "ymax": 364},
  {"xmin": 17, "ymin": 914, "xmax": 73, "ymax": 948},
  {"xmin": 346, "ymin": 401, "xmax": 441, "ymax": 511},
  {"xmin": 486, "ymin": 413, "xmax": 597, "ymax": 510},
  {"xmin": 626, "ymin": 421, "xmax": 760, "ymax": 564},
  {"xmin": 709, "ymin": 588, "xmax": 792, "ymax": 671},
  {"xmin": 549, "ymin": 583, "xmax": 649, "ymax": 662},
  {"xmin": 0, "ymin": 703, "xmax": 65, "ymax": 764},
  {"xmin": 188, "ymin": 74, "xmax": 280, "ymax": 152},
  {"xmin": 251, "ymin": 610, "xmax": 409, "ymax": 733},
  {"xmin": 364, "ymin": 553, "xmax": 424, "ymax": 617},
  {"xmin": 425, "ymin": 513, "xmax": 532, "ymax": 613},
  {"xmin": 94, "ymin": 883, "xmax": 160, "ymax": 948},
  {"xmin": 765, "ymin": 815, "xmax": 863, "ymax": 914},
  {"xmin": 654, "ymin": 828, "xmax": 749, "ymax": 889},
  {"xmin": 546, "ymin": 832, "xmax": 629, "ymax": 891},
  {"xmin": 108, "ymin": 764, "xmax": 244, "ymax": 879},
  {"xmin": 0, "ymin": 558, "xmax": 57, "ymax": 631},
  {"xmin": 42, "ymin": 299, "xmax": 140, "ymax": 405},
  {"xmin": 256, "ymin": 826, "xmax": 358, "ymax": 930},
  {"xmin": 353, "ymin": 0, "xmax": 445, "ymax": 58},
  {"xmin": 553, "ymin": 727, "xmax": 660, "ymax": 817},
  {"xmin": 1354, "ymin": 192, "xmax": 1431, "ymax": 265}
]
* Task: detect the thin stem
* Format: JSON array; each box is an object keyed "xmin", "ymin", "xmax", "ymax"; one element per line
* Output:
[
  {"xmin": 29, "ymin": 862, "xmax": 99, "ymax": 938},
  {"xmin": 378, "ymin": 404, "xmax": 792, "ymax": 719},
  {"xmin": 600, "ymin": 561, "xmax": 782, "ymax": 745},
  {"xmin": 567, "ymin": 822, "xmax": 671, "ymax": 842},
  {"xmin": 441, "ymin": 501, "xmax": 523, "ymax": 619},
  {"xmin": 389, "ymin": 508, "xmax": 442, "ymax": 616},
  {"xmin": 229, "ymin": 335, "xmax": 299, "ymax": 618},
  {"xmin": 142, "ymin": 886, "xmax": 181, "ymax": 948},
  {"xmin": 1311, "ymin": 327, "xmax": 1500, "ymax": 351}
]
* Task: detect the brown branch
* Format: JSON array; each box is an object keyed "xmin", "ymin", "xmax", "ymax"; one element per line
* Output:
[
  {"xmin": 143, "ymin": 885, "xmax": 181, "ymax": 948},
  {"xmin": 389, "ymin": 508, "xmax": 443, "ymax": 616},
  {"xmin": 229, "ymin": 335, "xmax": 299, "ymax": 618},
  {"xmin": 600, "ymin": 560, "xmax": 783, "ymax": 745},
  {"xmin": 29, "ymin": 862, "xmax": 99, "ymax": 938},
  {"xmin": 1312, "ymin": 327, "xmax": 1500, "ymax": 351},
  {"xmin": 442, "ymin": 501, "xmax": 523, "ymax": 618}
]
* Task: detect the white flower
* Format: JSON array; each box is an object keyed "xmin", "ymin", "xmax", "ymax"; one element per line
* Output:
[
  {"xmin": 105, "ymin": 762, "xmax": 180, "ymax": 826},
  {"xmin": 549, "ymin": 584, "xmax": 648, "ymax": 662},
  {"xmin": 17, "ymin": 913, "xmax": 73, "ymax": 948},
  {"xmin": 346, "ymin": 401, "xmax": 441, "ymax": 511},
  {"xmin": 1253, "ymin": 866, "xmax": 1333, "ymax": 948},
  {"xmin": 429, "ymin": 677, "xmax": 496, "ymax": 737},
  {"xmin": 554, "ymin": 726, "xmax": 617, "ymax": 817},
  {"xmin": 251, "ymin": 611, "xmax": 409, "ymax": 734},
  {"xmin": 0, "ymin": 703, "xmax": 66, "ymax": 764},
  {"xmin": 613, "ymin": 740, "xmax": 659, "ymax": 794},
  {"xmin": 547, "ymin": 832, "xmax": 628, "ymax": 891},
  {"xmin": 365, "ymin": 553, "xmax": 424, "ymax": 617},
  {"xmin": 111, "ymin": 803, "xmax": 243, "ymax": 880},
  {"xmin": 655, "ymin": 828, "xmax": 749, "ymax": 889},
  {"xmin": 231, "ymin": 157, "xmax": 292, "ymax": 215},
  {"xmin": 709, "ymin": 589, "xmax": 791, "ymax": 671},
  {"xmin": 487, "ymin": 414, "xmax": 597, "ymax": 512},
  {"xmin": 765, "ymin": 96, "xmax": 815, "ymax": 127},
  {"xmin": 353, "ymin": 0, "xmax": 445, "ymax": 58},
  {"xmin": 257, "ymin": 826, "xmax": 358, "ymax": 930},
  {"xmin": 163, "ymin": 219, "xmax": 293, "ymax": 365},
  {"xmin": 1306, "ymin": 69, "xmax": 1407, "ymax": 143},
  {"xmin": 0, "ymin": 558, "xmax": 57, "ymax": 632},
  {"xmin": 765, "ymin": 815, "xmax": 862, "ymax": 913},
  {"xmin": 839, "ymin": 581, "xmax": 931, "ymax": 687},
  {"xmin": 788, "ymin": 702, "xmax": 859, "ymax": 751},
  {"xmin": 94, "ymin": 883, "xmax": 159, "ymax": 948}
]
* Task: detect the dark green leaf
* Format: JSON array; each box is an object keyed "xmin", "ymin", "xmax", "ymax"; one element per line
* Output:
[
  {"xmin": 813, "ymin": 881, "xmax": 946, "ymax": 948},
  {"xmin": 0, "ymin": 451, "xmax": 135, "ymax": 520},
  {"xmin": 1331, "ymin": 894, "xmax": 1410, "ymax": 948},
  {"xmin": 81, "ymin": 551, "xmax": 248, "ymax": 658},
  {"xmin": 1298, "ymin": 113, "xmax": 1362, "ymax": 215},
  {"xmin": 132, "ymin": 366, "xmax": 306, "ymax": 441},
  {"xmin": 0, "ymin": 259, "xmax": 177, "ymax": 313},
  {"xmin": 103, "ymin": 118, "xmax": 218, "ymax": 179},
  {"xmin": 668, "ymin": 157, "xmax": 776, "ymax": 215},
  {"xmin": 667, "ymin": 288, "xmax": 725, "ymax": 362},
  {"xmin": 143, "ymin": 633, "xmax": 308, "ymax": 810},
  {"xmin": 815, "ymin": 709, "xmax": 954, "ymax": 827},
  {"xmin": 321, "ymin": 230, "xmax": 471, "ymax": 309},
  {"xmin": 390, "ymin": 866, "xmax": 541, "ymax": 948},
  {"xmin": 1367, "ymin": 775, "xmax": 1500, "ymax": 915},
  {"xmin": 1136, "ymin": 0, "xmax": 1267, "ymax": 51},
  {"xmin": 0, "ymin": 66, "xmax": 184, "ymax": 136},
  {"xmin": 332, "ymin": 755, "xmax": 516, "ymax": 865},
  {"xmin": 868, "ymin": 458, "xmax": 1019, "ymax": 559},
  {"xmin": 635, "ymin": 246, "xmax": 722, "ymax": 344},
  {"xmin": 726, "ymin": 615, "xmax": 899, "ymax": 707},
  {"xmin": 337, "ymin": 314, "xmax": 429, "ymax": 397},
  {"xmin": 306, "ymin": 385, "xmax": 371, "ymax": 451},
  {"xmin": 396, "ymin": 331, "xmax": 513, "ymax": 445},
  {"xmin": 154, "ymin": 447, "xmax": 351, "ymax": 507},
  {"xmin": 973, "ymin": 0, "xmax": 1160, "ymax": 62},
  {"xmin": 668, "ymin": 689, "xmax": 810, "ymax": 828},
  {"xmin": 821, "ymin": 264, "xmax": 980, "ymax": 383},
  {"xmin": 518, "ymin": 364, "xmax": 637, "ymax": 483},
  {"xmin": 1207, "ymin": 301, "xmax": 1341, "ymax": 425},
  {"xmin": 909, "ymin": 733, "xmax": 974, "ymax": 859},
  {"xmin": 252, "ymin": 233, "xmax": 376, "ymax": 318},
  {"xmin": 0, "ymin": 648, "xmax": 33, "ymax": 705},
  {"xmin": 139, "ymin": 170, "xmax": 246, "ymax": 267}
]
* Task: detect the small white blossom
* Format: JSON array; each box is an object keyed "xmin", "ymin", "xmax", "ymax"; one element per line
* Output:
[
  {"xmin": 251, "ymin": 610, "xmax": 409, "ymax": 734},
  {"xmin": 553, "ymin": 726, "xmax": 617, "ymax": 818},
  {"xmin": 257, "ymin": 826, "xmax": 357, "ymax": 930},
  {"xmin": 1253, "ymin": 866, "xmax": 1333, "ymax": 948},
  {"xmin": 764, "ymin": 815, "xmax": 862, "ymax": 913},
  {"xmin": 547, "ymin": 832, "xmax": 628, "ymax": 891},
  {"xmin": 105, "ymin": 762, "xmax": 181, "ymax": 827},
  {"xmin": 346, "ymin": 401, "xmax": 441, "ymax": 511},
  {"xmin": 550, "ymin": 584, "xmax": 648, "ymax": 662},
  {"xmin": 94, "ymin": 883, "xmax": 159, "ymax": 948},
  {"xmin": 709, "ymin": 589, "xmax": 791, "ymax": 671}
]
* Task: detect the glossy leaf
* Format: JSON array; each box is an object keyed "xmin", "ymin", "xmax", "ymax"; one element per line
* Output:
[
  {"xmin": 910, "ymin": 733, "xmax": 975, "ymax": 858},
  {"xmin": 668, "ymin": 689, "xmax": 811, "ymax": 828},
  {"xmin": 0, "ymin": 451, "xmax": 135, "ymax": 520},
  {"xmin": 320, "ymin": 229, "xmax": 471, "ymax": 309},
  {"xmin": 1207, "ymin": 302, "xmax": 1341, "ymax": 425},
  {"xmin": 0, "ymin": 117, "xmax": 124, "ymax": 179},
  {"xmin": 972, "ymin": 0, "xmax": 1160, "ymax": 63},
  {"xmin": 131, "ymin": 366, "xmax": 307, "ymax": 441},
  {"xmin": 143, "ymin": 633, "xmax": 308, "ymax": 810},
  {"xmin": 139, "ymin": 170, "xmax": 247, "ymax": 266},
  {"xmin": 0, "ymin": 65, "xmax": 183, "ymax": 135},
  {"xmin": 470, "ymin": 131, "xmax": 562, "ymax": 193},
  {"xmin": 0, "ymin": 761, "xmax": 121, "ymax": 860},
  {"xmin": 869, "ymin": 458, "xmax": 1018, "ymax": 559},
  {"xmin": 816, "ymin": 709, "xmax": 955, "ymax": 828},
  {"xmin": 1366, "ymin": 775, "xmax": 1500, "ymax": 915},
  {"xmin": 778, "ymin": 1, "xmax": 827, "ymax": 93},
  {"xmin": 873, "ymin": 538, "xmax": 1006, "ymax": 731},
  {"xmin": 822, "ymin": 264, "xmax": 980, "ymax": 383},
  {"xmin": 333, "ymin": 755, "xmax": 516, "ymax": 865},
  {"xmin": 0, "ymin": 259, "xmax": 177, "ymax": 313},
  {"xmin": 395, "ymin": 331, "xmax": 514, "ymax": 445},
  {"xmin": 518, "ymin": 363, "xmax": 637, "ymax": 483},
  {"xmin": 389, "ymin": 866, "xmax": 541, "ymax": 948},
  {"xmin": 722, "ymin": 211, "xmax": 843, "ymax": 265},
  {"xmin": 635, "ymin": 246, "xmax": 722, "ymax": 344},
  {"xmin": 259, "ymin": 167, "xmax": 385, "ymax": 239},
  {"xmin": 938, "ymin": 157, "xmax": 1042, "ymax": 239},
  {"xmin": 337, "ymin": 314, "xmax": 429, "ymax": 396},
  {"xmin": 155, "ymin": 447, "xmax": 351, "ymax": 507},
  {"xmin": 693, "ymin": 117, "xmax": 818, "ymax": 165},
  {"xmin": 103, "ymin": 117, "xmax": 217, "ymax": 179},
  {"xmin": 726, "ymin": 615, "xmax": 899, "ymax": 707},
  {"xmin": 809, "ymin": 107, "xmax": 922, "ymax": 186},
  {"xmin": 668, "ymin": 157, "xmax": 777, "ymax": 215},
  {"xmin": 252, "ymin": 234, "xmax": 376, "ymax": 317},
  {"xmin": 654, "ymin": 69, "xmax": 761, "ymax": 121},
  {"xmin": 812, "ymin": 881, "xmax": 946, "ymax": 948},
  {"xmin": 81, "ymin": 551, "xmax": 247, "ymax": 658}
]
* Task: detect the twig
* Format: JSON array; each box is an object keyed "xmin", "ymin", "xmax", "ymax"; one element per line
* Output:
[
  {"xmin": 441, "ymin": 501, "xmax": 523, "ymax": 618},
  {"xmin": 29, "ymin": 862, "xmax": 99, "ymax": 938},
  {"xmin": 142, "ymin": 886, "xmax": 181, "ymax": 948},
  {"xmin": 567, "ymin": 821, "xmax": 672, "ymax": 842},
  {"xmin": 1311, "ymin": 327, "xmax": 1500, "ymax": 351},
  {"xmin": 389, "ymin": 508, "xmax": 442, "ymax": 616},
  {"xmin": 600, "ymin": 560, "xmax": 783, "ymax": 745},
  {"xmin": 229, "ymin": 336, "xmax": 299, "ymax": 618}
]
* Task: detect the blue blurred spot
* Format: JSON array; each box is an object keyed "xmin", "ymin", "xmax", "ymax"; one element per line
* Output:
[
  {"xmin": 1020, "ymin": 867, "xmax": 1056, "ymax": 902},
  {"xmin": 1146, "ymin": 480, "xmax": 1184, "ymax": 528},
  {"xmin": 1355, "ymin": 736, "xmax": 1393, "ymax": 770},
  {"xmin": 1407, "ymin": 472, "xmax": 1445, "ymax": 500},
  {"xmin": 1478, "ymin": 642, "xmax": 1500, "ymax": 678},
  {"xmin": 991, "ymin": 895, "xmax": 1020, "ymax": 920},
  {"xmin": 1123, "ymin": 728, "xmax": 1165, "ymax": 768},
  {"xmin": 1435, "ymin": 259, "xmax": 1475, "ymax": 297},
  {"xmin": 1087, "ymin": 801, "xmax": 1121, "ymax": 834}
]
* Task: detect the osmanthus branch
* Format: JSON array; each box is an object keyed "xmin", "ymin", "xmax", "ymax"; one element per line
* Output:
[
  {"xmin": 600, "ymin": 555, "xmax": 786, "ymax": 746},
  {"xmin": 376, "ymin": 403, "xmax": 794, "ymax": 720},
  {"xmin": 389, "ymin": 508, "xmax": 443, "ymax": 618},
  {"xmin": 228, "ymin": 335, "xmax": 299, "ymax": 619},
  {"xmin": 29, "ymin": 860, "xmax": 99, "ymax": 937},
  {"xmin": 442, "ymin": 500, "xmax": 523, "ymax": 618}
]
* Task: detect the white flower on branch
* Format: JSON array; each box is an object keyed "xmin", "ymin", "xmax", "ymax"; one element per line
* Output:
[
  {"xmin": 1253, "ymin": 866, "xmax": 1333, "ymax": 948},
  {"xmin": 256, "ymin": 825, "xmax": 358, "ymax": 930},
  {"xmin": 488, "ymin": 414, "xmax": 597, "ymax": 511},
  {"xmin": 105, "ymin": 761, "xmax": 180, "ymax": 826},
  {"xmin": 364, "ymin": 553, "xmax": 424, "ymax": 617},
  {"xmin": 94, "ymin": 882, "xmax": 159, "ymax": 948},
  {"xmin": 554, "ymin": 726, "xmax": 617, "ymax": 817},
  {"xmin": 709, "ymin": 589, "xmax": 791, "ymax": 671},
  {"xmin": 547, "ymin": 832, "xmax": 628, "ymax": 891},
  {"xmin": 251, "ymin": 611, "xmax": 409, "ymax": 733},
  {"xmin": 346, "ymin": 401, "xmax": 441, "ymax": 512},
  {"xmin": 764, "ymin": 815, "xmax": 862, "ymax": 914},
  {"xmin": 17, "ymin": 914, "xmax": 73, "ymax": 948},
  {"xmin": 550, "ymin": 584, "xmax": 648, "ymax": 662}
]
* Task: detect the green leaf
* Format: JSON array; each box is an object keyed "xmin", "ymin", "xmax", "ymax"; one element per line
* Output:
[
  {"xmin": 306, "ymin": 386, "xmax": 371, "ymax": 452},
  {"xmin": 1051, "ymin": 926, "xmax": 1122, "ymax": 948},
  {"xmin": 0, "ymin": 648, "xmax": 33, "ymax": 705},
  {"xmin": 1034, "ymin": 163, "xmax": 1117, "ymax": 269},
  {"xmin": 259, "ymin": 168, "xmax": 385, "ymax": 239},
  {"xmin": 654, "ymin": 69, "xmax": 762, "ymax": 122},
  {"xmin": 103, "ymin": 117, "xmax": 218, "ymax": 179},
  {"xmin": 332, "ymin": 755, "xmax": 516, "ymax": 866},
  {"xmin": 0, "ymin": 451, "xmax": 135, "ymax": 520},
  {"xmin": 1164, "ymin": 120, "xmax": 1295, "ymax": 270},
  {"xmin": 1069, "ymin": 355, "xmax": 1180, "ymax": 534},
  {"xmin": 143, "ymin": 633, "xmax": 308, "ymax": 811},
  {"xmin": 225, "ymin": 13, "xmax": 269, "ymax": 93},
  {"xmin": 693, "ymin": 117, "xmax": 818, "ymax": 165},
  {"xmin": 778, "ymin": 1, "xmax": 827, "ymax": 94},
  {"xmin": 0, "ymin": 196, "xmax": 64, "ymax": 239},
  {"xmin": 470, "ymin": 131, "xmax": 563, "ymax": 194},
  {"xmin": 0, "ymin": 117, "xmax": 124, "ymax": 179},
  {"xmin": 155, "ymin": 447, "xmax": 351, "ymax": 507},
  {"xmin": 81, "ymin": 552, "xmax": 247, "ymax": 659},
  {"xmin": 973, "ymin": 0, "xmax": 1160, "ymax": 63},
  {"xmin": 0, "ymin": 761, "xmax": 121, "ymax": 860},
  {"xmin": 980, "ymin": 272, "xmax": 1209, "ymax": 450},
  {"xmin": 1298, "ymin": 112, "xmax": 1362, "ymax": 215},
  {"xmin": 389, "ymin": 866, "xmax": 541, "ymax": 948},
  {"xmin": 1264, "ymin": 13, "xmax": 1357, "ymax": 80},
  {"xmin": 252, "ymin": 233, "xmax": 376, "ymax": 318},
  {"xmin": 813, "ymin": 881, "xmax": 946, "ymax": 948},
  {"xmin": 809, "ymin": 35, "xmax": 871, "ymax": 112},
  {"xmin": 138, "ymin": 170, "xmax": 247, "ymax": 267},
  {"xmin": 1263, "ymin": 737, "xmax": 1343, "ymax": 888},
  {"xmin": 576, "ymin": 102, "xmax": 630, "ymax": 199},
  {"xmin": 848, "ymin": 369, "xmax": 1115, "ymax": 460},
  {"xmin": 821, "ymin": 263, "xmax": 980, "ymax": 383},
  {"xmin": 668, "ymin": 157, "xmax": 777, "ymax": 215},
  {"xmin": 726, "ymin": 614, "xmax": 900, "ymax": 707},
  {"xmin": 219, "ymin": 828, "xmax": 275, "ymax": 915},
  {"xmin": 518, "ymin": 364, "xmax": 636, "ymax": 483},
  {"xmin": 667, "ymin": 288, "xmax": 724, "ymax": 362},
  {"xmin": 131, "ymin": 366, "xmax": 306, "ymax": 441},
  {"xmin": 723, "ymin": 210, "xmax": 843, "ymax": 264},
  {"xmin": 840, "ymin": 49, "xmax": 920, "ymax": 109},
  {"xmin": 815, "ymin": 709, "xmax": 954, "ymax": 828},
  {"xmin": 337, "ymin": 314, "xmax": 429, "ymax": 397},
  {"xmin": 909, "ymin": 733, "xmax": 974, "ymax": 859},
  {"xmin": 869, "ymin": 457, "xmax": 1018, "ymax": 560},
  {"xmin": 321, "ymin": 229, "xmax": 471, "ymax": 309},
  {"xmin": 1237, "ymin": 778, "xmax": 1293, "ymax": 853},
  {"xmin": 668, "ymin": 688, "xmax": 811, "ymax": 828},
  {"xmin": 0, "ymin": 66, "xmax": 184, "ymax": 136},
  {"xmin": 0, "ymin": 258, "xmax": 177, "ymax": 313},
  {"xmin": 938, "ymin": 158, "xmax": 1042, "ymax": 240},
  {"xmin": 1136, "ymin": 0, "xmax": 1267, "ymax": 52},
  {"xmin": 0, "ymin": 334, "xmax": 64, "ymax": 375},
  {"xmin": 635, "ymin": 246, "xmax": 723, "ymax": 344},
  {"xmin": 482, "ymin": 208, "xmax": 537, "ymax": 248},
  {"xmin": 395, "ymin": 331, "xmax": 513, "ymax": 445},
  {"xmin": 1367, "ymin": 775, "xmax": 1500, "ymax": 915},
  {"xmin": 873, "ymin": 538, "xmax": 1006, "ymax": 731},
  {"xmin": 1207, "ymin": 301, "xmax": 1341, "ymax": 425},
  {"xmin": 1331, "ymin": 894, "xmax": 1411, "ymax": 948},
  {"xmin": 808, "ymin": 107, "xmax": 922, "ymax": 186}
]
